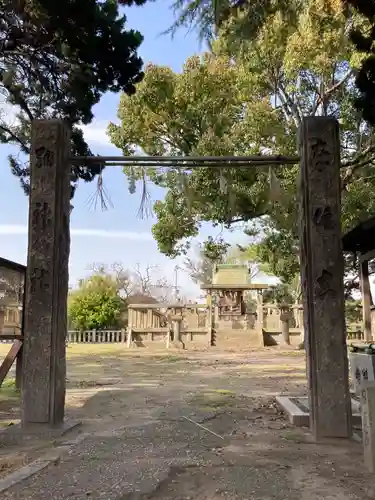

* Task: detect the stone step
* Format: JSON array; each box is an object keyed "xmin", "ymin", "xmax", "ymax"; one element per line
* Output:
[{"xmin": 213, "ymin": 329, "xmax": 263, "ymax": 348}]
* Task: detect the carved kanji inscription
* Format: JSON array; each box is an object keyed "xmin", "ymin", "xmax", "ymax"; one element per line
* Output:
[
  {"xmin": 313, "ymin": 206, "xmax": 334, "ymax": 230},
  {"xmin": 35, "ymin": 147, "xmax": 55, "ymax": 168}
]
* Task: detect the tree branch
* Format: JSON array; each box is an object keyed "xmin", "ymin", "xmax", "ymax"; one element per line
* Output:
[
  {"xmin": 312, "ymin": 69, "xmax": 353, "ymax": 115},
  {"xmin": 277, "ymin": 81, "xmax": 302, "ymax": 127},
  {"xmin": 0, "ymin": 123, "xmax": 29, "ymax": 151}
]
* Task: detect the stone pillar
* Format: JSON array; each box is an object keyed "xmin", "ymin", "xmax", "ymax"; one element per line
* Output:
[
  {"xmin": 297, "ymin": 306, "xmax": 305, "ymax": 348},
  {"xmin": 206, "ymin": 291, "xmax": 213, "ymax": 346},
  {"xmin": 360, "ymin": 258, "xmax": 372, "ymax": 341},
  {"xmin": 172, "ymin": 317, "xmax": 183, "ymax": 347},
  {"xmin": 22, "ymin": 120, "xmax": 71, "ymax": 427},
  {"xmin": 127, "ymin": 307, "xmax": 133, "ymax": 348},
  {"xmin": 0, "ymin": 309, "xmax": 4, "ymax": 334},
  {"xmin": 299, "ymin": 116, "xmax": 352, "ymax": 439},
  {"xmin": 280, "ymin": 308, "xmax": 290, "ymax": 346},
  {"xmin": 256, "ymin": 291, "xmax": 264, "ymax": 332}
]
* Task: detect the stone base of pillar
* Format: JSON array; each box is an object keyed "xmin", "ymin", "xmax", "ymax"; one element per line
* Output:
[{"xmin": 0, "ymin": 420, "xmax": 81, "ymax": 445}]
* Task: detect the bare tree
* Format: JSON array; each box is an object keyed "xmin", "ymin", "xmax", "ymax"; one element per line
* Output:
[
  {"xmin": 89, "ymin": 262, "xmax": 134, "ymax": 298},
  {"xmin": 89, "ymin": 262, "xmax": 175, "ymax": 302},
  {"xmin": 184, "ymin": 245, "xmax": 217, "ymax": 285},
  {"xmin": 132, "ymin": 263, "xmax": 176, "ymax": 302}
]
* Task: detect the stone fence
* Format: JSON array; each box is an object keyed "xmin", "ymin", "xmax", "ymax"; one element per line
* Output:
[
  {"xmin": 61, "ymin": 324, "xmax": 364, "ymax": 346},
  {"xmin": 67, "ymin": 329, "xmax": 126, "ymax": 344}
]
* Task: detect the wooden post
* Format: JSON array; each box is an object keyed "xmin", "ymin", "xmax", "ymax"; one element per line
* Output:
[
  {"xmin": 22, "ymin": 120, "xmax": 70, "ymax": 427},
  {"xmin": 147, "ymin": 309, "xmax": 153, "ymax": 341},
  {"xmin": 166, "ymin": 325, "xmax": 170, "ymax": 349},
  {"xmin": 360, "ymin": 258, "xmax": 372, "ymax": 342},
  {"xmin": 127, "ymin": 308, "xmax": 133, "ymax": 348},
  {"xmin": 256, "ymin": 290, "xmax": 264, "ymax": 332},
  {"xmin": 15, "ymin": 344, "xmax": 23, "ymax": 390},
  {"xmin": 299, "ymin": 116, "xmax": 352, "ymax": 439}
]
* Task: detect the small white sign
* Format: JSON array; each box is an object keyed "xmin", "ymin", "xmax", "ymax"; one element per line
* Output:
[{"xmin": 350, "ymin": 353, "xmax": 375, "ymax": 394}]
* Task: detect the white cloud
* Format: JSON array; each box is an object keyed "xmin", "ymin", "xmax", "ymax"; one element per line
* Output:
[
  {"xmin": 71, "ymin": 228, "xmax": 152, "ymax": 240},
  {"xmin": 0, "ymin": 224, "xmax": 152, "ymax": 240},
  {"xmin": 79, "ymin": 120, "xmax": 114, "ymax": 148},
  {"xmin": 0, "ymin": 225, "xmax": 27, "ymax": 235},
  {"xmin": 0, "ymin": 99, "xmax": 113, "ymax": 149}
]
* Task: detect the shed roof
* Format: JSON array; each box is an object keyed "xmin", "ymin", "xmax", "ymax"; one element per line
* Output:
[{"xmin": 342, "ymin": 217, "xmax": 375, "ymax": 254}]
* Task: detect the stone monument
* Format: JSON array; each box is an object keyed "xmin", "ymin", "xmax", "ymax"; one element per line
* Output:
[
  {"xmin": 299, "ymin": 116, "xmax": 352, "ymax": 439},
  {"xmin": 22, "ymin": 120, "xmax": 71, "ymax": 427}
]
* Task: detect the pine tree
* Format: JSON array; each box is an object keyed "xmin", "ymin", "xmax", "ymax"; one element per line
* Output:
[
  {"xmin": 347, "ymin": 0, "xmax": 375, "ymax": 124},
  {"xmin": 0, "ymin": 0, "xmax": 144, "ymax": 195}
]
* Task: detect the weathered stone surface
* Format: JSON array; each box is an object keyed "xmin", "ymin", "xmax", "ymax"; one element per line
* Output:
[
  {"xmin": 360, "ymin": 259, "xmax": 372, "ymax": 341},
  {"xmin": 299, "ymin": 117, "xmax": 352, "ymax": 439},
  {"xmin": 22, "ymin": 120, "xmax": 71, "ymax": 426},
  {"xmin": 360, "ymin": 383, "xmax": 375, "ymax": 472}
]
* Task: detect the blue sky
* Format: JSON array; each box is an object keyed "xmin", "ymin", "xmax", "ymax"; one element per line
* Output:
[{"xmin": 0, "ymin": 2, "xmax": 258, "ymax": 299}]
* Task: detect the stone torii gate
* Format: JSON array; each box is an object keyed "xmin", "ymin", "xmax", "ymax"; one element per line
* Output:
[{"xmin": 21, "ymin": 117, "xmax": 351, "ymax": 441}]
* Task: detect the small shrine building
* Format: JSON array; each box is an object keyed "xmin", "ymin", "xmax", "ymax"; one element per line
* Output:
[{"xmin": 201, "ymin": 264, "xmax": 269, "ymax": 346}]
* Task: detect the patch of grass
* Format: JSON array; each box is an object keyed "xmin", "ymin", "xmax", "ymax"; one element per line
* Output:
[
  {"xmin": 158, "ymin": 355, "xmax": 184, "ymax": 363},
  {"xmin": 278, "ymin": 350, "xmax": 305, "ymax": 357},
  {"xmin": 280, "ymin": 430, "xmax": 304, "ymax": 443},
  {"xmin": 189, "ymin": 391, "xmax": 238, "ymax": 409},
  {"xmin": 0, "ymin": 378, "xmax": 20, "ymax": 429},
  {"xmin": 1, "ymin": 378, "xmax": 16, "ymax": 390},
  {"xmin": 0, "ymin": 378, "xmax": 19, "ymax": 402},
  {"xmin": 66, "ymin": 344, "xmax": 128, "ymax": 358},
  {"xmin": 214, "ymin": 389, "xmax": 234, "ymax": 395},
  {"xmin": 65, "ymin": 344, "xmax": 189, "ymax": 359}
]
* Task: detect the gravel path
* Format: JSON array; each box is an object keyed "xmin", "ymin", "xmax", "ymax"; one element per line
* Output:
[{"xmin": 1, "ymin": 348, "xmax": 373, "ymax": 499}]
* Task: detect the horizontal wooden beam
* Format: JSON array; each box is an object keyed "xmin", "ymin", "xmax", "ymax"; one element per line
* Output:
[
  {"xmin": 360, "ymin": 250, "xmax": 375, "ymax": 263},
  {"xmin": 128, "ymin": 303, "xmax": 207, "ymax": 310},
  {"xmin": 263, "ymin": 328, "xmax": 302, "ymax": 334},
  {"xmin": 132, "ymin": 328, "xmax": 168, "ymax": 333},
  {"xmin": 201, "ymin": 284, "xmax": 269, "ymax": 290},
  {"xmin": 0, "ymin": 334, "xmax": 23, "ymax": 340}
]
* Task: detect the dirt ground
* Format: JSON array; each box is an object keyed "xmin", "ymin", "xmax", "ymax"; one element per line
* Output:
[{"xmin": 0, "ymin": 344, "xmax": 373, "ymax": 499}]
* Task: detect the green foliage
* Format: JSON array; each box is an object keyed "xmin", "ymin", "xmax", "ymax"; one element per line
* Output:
[
  {"xmin": 184, "ymin": 238, "xmax": 247, "ymax": 284},
  {"xmin": 263, "ymin": 284, "xmax": 294, "ymax": 305},
  {"xmin": 202, "ymin": 236, "xmax": 230, "ymax": 261},
  {"xmin": 226, "ymin": 242, "xmax": 272, "ymax": 275},
  {"xmin": 247, "ymin": 225, "xmax": 300, "ymax": 284},
  {"xmin": 68, "ymin": 274, "xmax": 124, "ymax": 330},
  {"xmin": 346, "ymin": 0, "xmax": 375, "ymax": 124},
  {"xmin": 163, "ymin": 0, "xmax": 298, "ymax": 44},
  {"xmin": 345, "ymin": 299, "xmax": 362, "ymax": 324},
  {"xmin": 184, "ymin": 247, "xmax": 215, "ymax": 285},
  {"xmin": 109, "ymin": 1, "xmax": 375, "ymax": 291},
  {"xmin": 0, "ymin": 0, "xmax": 144, "ymax": 196}
]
